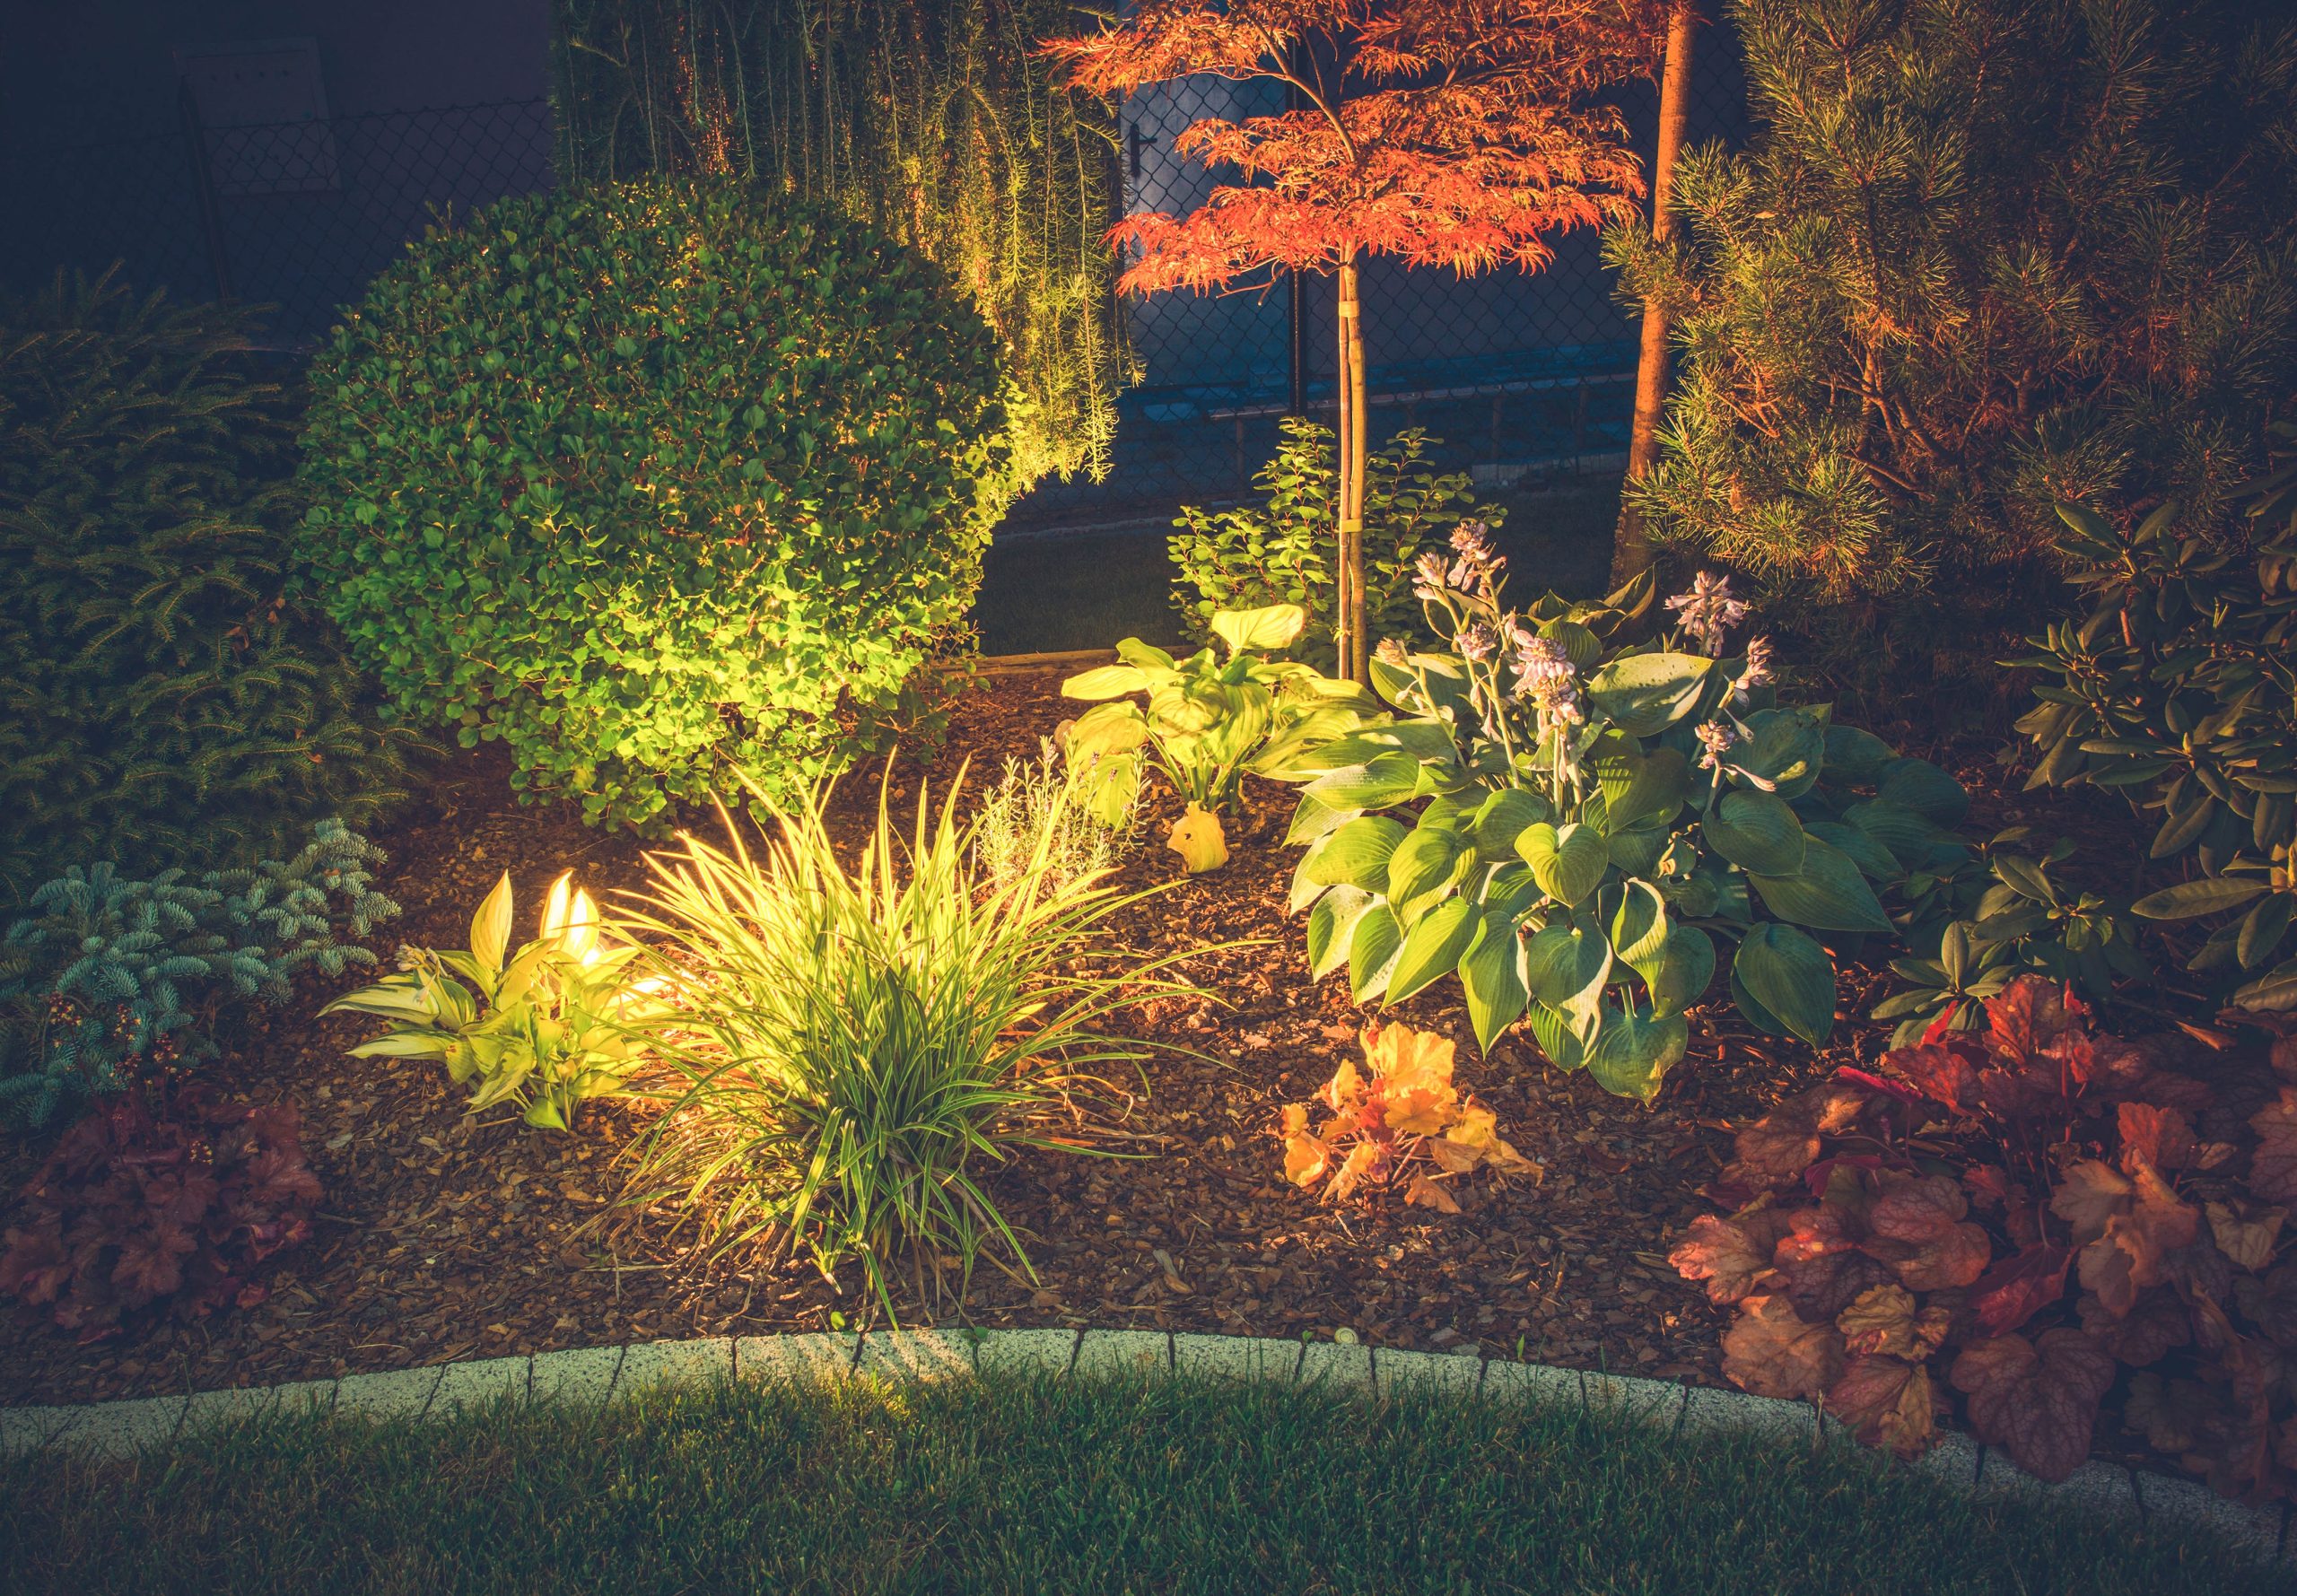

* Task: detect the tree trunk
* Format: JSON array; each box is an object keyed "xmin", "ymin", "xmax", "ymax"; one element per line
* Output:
[
  {"xmin": 1336, "ymin": 255, "xmax": 1369, "ymax": 681},
  {"xmin": 1611, "ymin": 0, "xmax": 1699, "ymax": 588}
]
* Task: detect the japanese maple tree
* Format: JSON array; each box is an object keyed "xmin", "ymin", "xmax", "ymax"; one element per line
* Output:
[{"xmin": 1045, "ymin": 0, "xmax": 1664, "ymax": 679}]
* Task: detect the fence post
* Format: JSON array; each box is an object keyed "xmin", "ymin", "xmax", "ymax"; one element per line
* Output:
[{"xmin": 177, "ymin": 78, "xmax": 235, "ymax": 300}]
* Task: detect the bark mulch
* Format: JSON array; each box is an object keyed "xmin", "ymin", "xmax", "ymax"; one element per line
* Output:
[{"xmin": 0, "ymin": 672, "xmax": 2126, "ymax": 1407}]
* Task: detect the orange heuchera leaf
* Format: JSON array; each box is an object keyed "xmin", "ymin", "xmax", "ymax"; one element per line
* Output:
[
  {"xmin": 2248, "ymin": 1088, "xmax": 2297, "ymax": 1205},
  {"xmin": 1404, "ymin": 1169, "xmax": 1461, "ymax": 1213},
  {"xmin": 1325, "ymin": 1140, "xmax": 1381, "ymax": 1204},
  {"xmin": 1285, "ymin": 1130, "xmax": 1332, "ymax": 1189},
  {"xmin": 2205, "ymin": 1199, "xmax": 2286, "ymax": 1274},
  {"xmin": 1949, "ymin": 1329, "xmax": 2115, "ymax": 1483},
  {"xmin": 1722, "ymin": 1294, "xmax": 1845, "ymax": 1402},
  {"xmin": 1835, "ymin": 1284, "xmax": 1949, "ymax": 1360},
  {"xmin": 1365, "ymin": 1023, "xmax": 1459, "ymax": 1136},
  {"xmin": 1826, "ymin": 1354, "xmax": 1938, "ymax": 1460},
  {"xmin": 1321, "ymin": 1057, "xmax": 1366, "ymax": 1115},
  {"xmin": 2048, "ymin": 1159, "xmax": 2132, "ymax": 1246},
  {"xmin": 1671, "ymin": 1208, "xmax": 1786, "ymax": 1307},
  {"xmin": 2117, "ymin": 1102, "xmax": 2197, "ymax": 1173}
]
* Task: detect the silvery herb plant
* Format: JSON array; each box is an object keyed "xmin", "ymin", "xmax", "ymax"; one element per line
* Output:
[{"xmin": 1271, "ymin": 527, "xmax": 1968, "ymax": 1100}]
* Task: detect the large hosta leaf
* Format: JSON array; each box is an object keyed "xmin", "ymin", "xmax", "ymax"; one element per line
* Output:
[
  {"xmin": 1306, "ymin": 885, "xmax": 1375, "ymax": 980},
  {"xmin": 1585, "ymin": 1002, "xmax": 1690, "ymax": 1101},
  {"xmin": 1733, "ymin": 923, "xmax": 1838, "ymax": 1046},
  {"xmin": 1459, "ymin": 911, "xmax": 1531, "ymax": 1052},
  {"xmin": 1585, "ymin": 650, "xmax": 1715, "ymax": 736},
  {"xmin": 1517, "ymin": 821, "xmax": 1609, "ymax": 907},
  {"xmin": 1526, "ymin": 920, "xmax": 1612, "ymax": 1036},
  {"xmin": 1293, "ymin": 815, "xmax": 1404, "ymax": 908},
  {"xmin": 1387, "ymin": 898, "xmax": 1479, "ymax": 1002},
  {"xmin": 1648, "ymin": 923, "xmax": 1717, "ymax": 1016},
  {"xmin": 1749, "ymin": 837, "xmax": 1893, "ymax": 933},
  {"xmin": 1470, "ymin": 787, "xmax": 1550, "ymax": 863},
  {"xmin": 1875, "ymin": 756, "xmax": 1969, "ymax": 827},
  {"xmin": 1727, "ymin": 708, "xmax": 1825, "ymax": 798},
  {"xmin": 1347, "ymin": 904, "xmax": 1402, "ymax": 1002},
  {"xmin": 1608, "ymin": 879, "xmax": 1671, "ymax": 987},
  {"xmin": 1604, "ymin": 747, "xmax": 1690, "ymax": 832},
  {"xmin": 1388, "ymin": 821, "xmax": 1473, "ymax": 925},
  {"xmin": 1523, "ymin": 1000, "xmax": 1588, "ymax": 1070},
  {"xmin": 1303, "ymin": 751, "xmax": 1423, "ymax": 812},
  {"xmin": 1703, "ymin": 789, "xmax": 1807, "ymax": 876}
]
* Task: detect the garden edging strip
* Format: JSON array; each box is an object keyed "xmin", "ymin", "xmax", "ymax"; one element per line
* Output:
[{"xmin": 3, "ymin": 1328, "xmax": 2286, "ymax": 1564}]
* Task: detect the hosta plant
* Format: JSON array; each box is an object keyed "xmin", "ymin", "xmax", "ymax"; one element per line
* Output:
[
  {"xmin": 1674, "ymin": 976, "xmax": 2297, "ymax": 1496},
  {"xmin": 618, "ymin": 776, "xmax": 1199, "ymax": 1318},
  {"xmin": 1061, "ymin": 603, "xmax": 1376, "ymax": 859},
  {"xmin": 324, "ymin": 871, "xmax": 651, "ymax": 1132},
  {"xmin": 1276, "ymin": 532, "xmax": 1966, "ymax": 1100},
  {"xmin": 2013, "ymin": 458, "xmax": 2297, "ymax": 1012},
  {"xmin": 1280, "ymin": 1021, "xmax": 1536, "ymax": 1213},
  {"xmin": 0, "ymin": 1086, "xmax": 320, "ymax": 1342}
]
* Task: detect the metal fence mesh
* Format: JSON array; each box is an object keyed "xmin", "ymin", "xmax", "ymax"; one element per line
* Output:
[{"xmin": 0, "ymin": 31, "xmax": 1746, "ymax": 528}]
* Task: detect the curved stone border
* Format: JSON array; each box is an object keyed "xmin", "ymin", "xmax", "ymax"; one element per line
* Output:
[{"xmin": 4, "ymin": 1328, "xmax": 2287, "ymax": 1565}]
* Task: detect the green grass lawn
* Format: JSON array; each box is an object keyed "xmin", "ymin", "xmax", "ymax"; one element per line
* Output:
[
  {"xmin": 971, "ymin": 478, "xmax": 1623, "ymax": 656},
  {"xmin": 4, "ymin": 1369, "xmax": 2278, "ymax": 1596}
]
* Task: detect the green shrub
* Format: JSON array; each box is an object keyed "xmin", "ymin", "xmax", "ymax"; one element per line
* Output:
[
  {"xmin": 0, "ymin": 822, "xmax": 399, "ymax": 1129},
  {"xmin": 2011, "ymin": 429, "xmax": 2297, "ymax": 1012},
  {"xmin": 0, "ymin": 270, "xmax": 415, "ymax": 908},
  {"xmin": 1272, "ymin": 529, "xmax": 1969, "ymax": 1101},
  {"xmin": 298, "ymin": 179, "xmax": 1018, "ymax": 831},
  {"xmin": 618, "ymin": 777, "xmax": 1192, "ymax": 1315},
  {"xmin": 1168, "ymin": 420, "xmax": 1493, "ymax": 672}
]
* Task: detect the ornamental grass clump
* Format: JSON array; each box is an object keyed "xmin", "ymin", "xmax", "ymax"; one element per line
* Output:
[{"xmin": 619, "ymin": 772, "xmax": 1193, "ymax": 1315}]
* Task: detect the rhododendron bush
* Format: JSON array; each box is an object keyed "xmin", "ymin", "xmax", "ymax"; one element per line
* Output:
[
  {"xmin": 1673, "ymin": 976, "xmax": 2297, "ymax": 1496},
  {"xmin": 1281, "ymin": 1022, "xmax": 1537, "ymax": 1211}
]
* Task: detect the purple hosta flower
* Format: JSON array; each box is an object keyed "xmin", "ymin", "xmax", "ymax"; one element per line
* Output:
[
  {"xmin": 1695, "ymin": 719, "xmax": 1740, "ymax": 772},
  {"xmin": 1411, "ymin": 549, "xmax": 1452, "ymax": 603},
  {"xmin": 1375, "ymin": 636, "xmax": 1410, "ymax": 667},
  {"xmin": 1666, "ymin": 571, "xmax": 1751, "ymax": 657},
  {"xmin": 1511, "ymin": 632, "xmax": 1584, "ymax": 722},
  {"xmin": 1733, "ymin": 635, "xmax": 1774, "ymax": 707},
  {"xmin": 1454, "ymin": 624, "xmax": 1497, "ymax": 663},
  {"xmin": 1446, "ymin": 519, "xmax": 1499, "ymax": 588}
]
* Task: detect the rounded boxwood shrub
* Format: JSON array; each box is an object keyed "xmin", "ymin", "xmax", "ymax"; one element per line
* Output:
[
  {"xmin": 298, "ymin": 179, "xmax": 1017, "ymax": 829},
  {"xmin": 0, "ymin": 270, "xmax": 414, "ymax": 910}
]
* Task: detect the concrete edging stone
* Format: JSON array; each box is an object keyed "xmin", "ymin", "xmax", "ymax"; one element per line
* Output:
[{"xmin": 3, "ymin": 1328, "xmax": 2285, "ymax": 1564}]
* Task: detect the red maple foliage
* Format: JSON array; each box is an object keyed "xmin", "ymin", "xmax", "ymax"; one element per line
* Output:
[
  {"xmin": 0, "ymin": 1087, "xmax": 321, "ymax": 1343},
  {"xmin": 1044, "ymin": 0, "xmax": 1664, "ymax": 676}
]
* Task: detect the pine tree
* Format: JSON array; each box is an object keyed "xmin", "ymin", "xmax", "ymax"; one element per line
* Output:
[
  {"xmin": 0, "ymin": 270, "xmax": 420, "ymax": 908},
  {"xmin": 1606, "ymin": 0, "xmax": 2297, "ymax": 702}
]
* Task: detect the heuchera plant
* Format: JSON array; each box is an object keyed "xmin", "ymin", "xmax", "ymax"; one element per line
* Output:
[
  {"xmin": 1274, "ymin": 531, "xmax": 1966, "ymax": 1100},
  {"xmin": 1674, "ymin": 975, "xmax": 2297, "ymax": 1496},
  {"xmin": 1280, "ymin": 1021, "xmax": 1538, "ymax": 1212},
  {"xmin": 0, "ymin": 1087, "xmax": 321, "ymax": 1342}
]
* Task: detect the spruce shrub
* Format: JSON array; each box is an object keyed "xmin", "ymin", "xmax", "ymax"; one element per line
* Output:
[
  {"xmin": 298, "ymin": 180, "xmax": 1017, "ymax": 830},
  {"xmin": 0, "ymin": 271, "xmax": 414, "ymax": 908}
]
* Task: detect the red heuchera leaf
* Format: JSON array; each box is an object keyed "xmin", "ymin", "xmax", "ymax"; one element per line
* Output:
[
  {"xmin": 1950, "ymin": 1329, "xmax": 2117, "ymax": 1483},
  {"xmin": 1723, "ymin": 1294, "xmax": 1846, "ymax": 1402},
  {"xmin": 1826, "ymin": 1354, "xmax": 1938, "ymax": 1459},
  {"xmin": 2187, "ymin": 1295, "xmax": 2275, "ymax": 1498},
  {"xmin": 1882, "ymin": 1042, "xmax": 1984, "ymax": 1116},
  {"xmin": 1969, "ymin": 1243, "xmax": 2074, "ymax": 1337},
  {"xmin": 2078, "ymin": 1161, "xmax": 2200, "ymax": 1316},
  {"xmin": 2125, "ymin": 1370, "xmax": 2218, "ymax": 1454},
  {"xmin": 1670, "ymin": 1206, "xmax": 1788, "ymax": 1306},
  {"xmin": 1864, "ymin": 1172, "xmax": 1991, "ymax": 1292},
  {"xmin": 2050, "ymin": 1160, "xmax": 2132, "ymax": 1247},
  {"xmin": 1961, "ymin": 1164, "xmax": 2014, "ymax": 1208},
  {"xmin": 2077, "ymin": 1288, "xmax": 2191, "ymax": 1367},
  {"xmin": 2117, "ymin": 1103, "xmax": 2197, "ymax": 1173},
  {"xmin": 0, "ymin": 1088, "xmax": 320, "ymax": 1341},
  {"xmin": 1834, "ymin": 1066, "xmax": 1925, "ymax": 1107},
  {"xmin": 1987, "ymin": 977, "xmax": 2082, "ymax": 1070},
  {"xmin": 1720, "ymin": 1084, "xmax": 1878, "ymax": 1195},
  {"xmin": 2249, "ymin": 1088, "xmax": 2297, "ymax": 1206}
]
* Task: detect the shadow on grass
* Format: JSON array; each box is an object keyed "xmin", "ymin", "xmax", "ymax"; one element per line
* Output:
[{"xmin": 4, "ymin": 1367, "xmax": 2279, "ymax": 1596}]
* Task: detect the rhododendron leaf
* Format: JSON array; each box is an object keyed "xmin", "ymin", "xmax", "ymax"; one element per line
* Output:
[
  {"xmin": 1826, "ymin": 1354, "xmax": 1938, "ymax": 1459},
  {"xmin": 1949, "ymin": 1329, "xmax": 2115, "ymax": 1482},
  {"xmin": 1723, "ymin": 1293, "xmax": 1845, "ymax": 1401},
  {"xmin": 2248, "ymin": 1087, "xmax": 2297, "ymax": 1205},
  {"xmin": 1970, "ymin": 1243, "xmax": 2073, "ymax": 1337}
]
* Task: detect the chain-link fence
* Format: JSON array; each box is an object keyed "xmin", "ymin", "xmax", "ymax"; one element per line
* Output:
[
  {"xmin": 0, "ymin": 97, "xmax": 554, "ymax": 345},
  {"xmin": 1, "ymin": 31, "xmax": 1744, "ymax": 528}
]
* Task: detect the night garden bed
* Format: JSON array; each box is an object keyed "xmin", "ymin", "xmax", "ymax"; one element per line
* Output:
[{"xmin": 0, "ymin": 667, "xmax": 2191, "ymax": 1420}]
